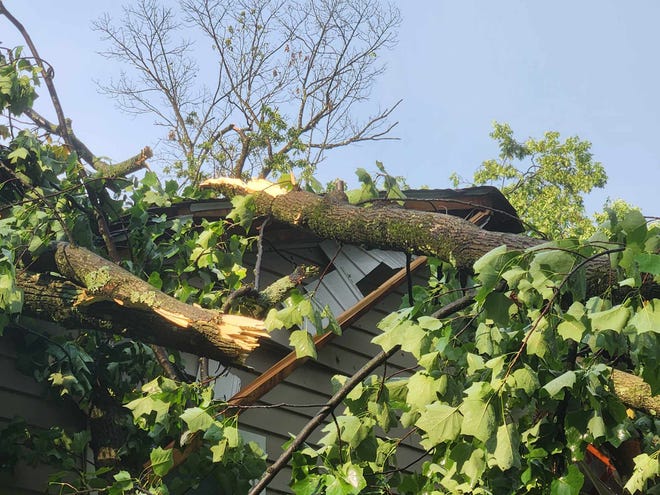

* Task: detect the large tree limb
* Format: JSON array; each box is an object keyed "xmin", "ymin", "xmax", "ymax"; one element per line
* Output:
[
  {"xmin": 200, "ymin": 178, "xmax": 659, "ymax": 299},
  {"xmin": 22, "ymin": 243, "xmax": 267, "ymax": 363}
]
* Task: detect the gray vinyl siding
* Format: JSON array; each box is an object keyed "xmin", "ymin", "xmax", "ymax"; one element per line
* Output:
[
  {"xmin": 1, "ymin": 239, "xmax": 429, "ymax": 494},
  {"xmin": 0, "ymin": 331, "xmax": 86, "ymax": 495},
  {"xmin": 235, "ymin": 242, "xmax": 429, "ymax": 493}
]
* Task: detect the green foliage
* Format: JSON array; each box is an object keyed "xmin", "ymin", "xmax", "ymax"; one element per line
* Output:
[
  {"xmin": 346, "ymin": 161, "xmax": 407, "ymax": 204},
  {"xmin": 0, "ymin": 57, "xmax": 269, "ymax": 493},
  {"xmin": 0, "ymin": 47, "xmax": 41, "ymax": 118},
  {"xmin": 452, "ymin": 122, "xmax": 608, "ymax": 238},
  {"xmin": 1, "ymin": 57, "xmax": 658, "ymax": 494},
  {"xmin": 292, "ymin": 215, "xmax": 659, "ymax": 494}
]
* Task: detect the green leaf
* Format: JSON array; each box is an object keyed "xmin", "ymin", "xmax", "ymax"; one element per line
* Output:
[
  {"xmin": 7, "ymin": 147, "xmax": 28, "ymax": 163},
  {"xmin": 227, "ymin": 194, "xmax": 255, "ymax": 228},
  {"xmin": 290, "ymin": 329, "xmax": 317, "ymax": 359},
  {"xmin": 180, "ymin": 407, "xmax": 214, "ymax": 432},
  {"xmin": 124, "ymin": 396, "xmax": 170, "ymax": 423},
  {"xmin": 473, "ymin": 245, "xmax": 517, "ymax": 302},
  {"xmin": 621, "ymin": 210, "xmax": 647, "ymax": 237},
  {"xmin": 557, "ymin": 301, "xmax": 586, "ymax": 341},
  {"xmin": 224, "ymin": 425, "xmax": 240, "ymax": 447},
  {"xmin": 483, "ymin": 291, "xmax": 513, "ymax": 325},
  {"xmin": 211, "ymin": 438, "xmax": 228, "ymax": 462},
  {"xmin": 320, "ymin": 416, "xmax": 367, "ymax": 449},
  {"xmin": 372, "ymin": 320, "xmax": 426, "ymax": 357},
  {"xmin": 147, "ymin": 271, "xmax": 163, "ymax": 290},
  {"xmin": 526, "ymin": 326, "xmax": 549, "ymax": 358},
  {"xmin": 542, "ymin": 371, "xmax": 576, "ymax": 398},
  {"xmin": 342, "ymin": 464, "xmax": 366, "ymax": 493},
  {"xmin": 417, "ymin": 316, "xmax": 442, "ymax": 330},
  {"xmin": 635, "ymin": 253, "xmax": 660, "ymax": 274},
  {"xmin": 550, "ymin": 464, "xmax": 584, "ymax": 495},
  {"xmin": 627, "ymin": 300, "xmax": 660, "ymax": 334},
  {"xmin": 491, "ymin": 423, "xmax": 520, "ymax": 470},
  {"xmin": 624, "ymin": 453, "xmax": 660, "ymax": 494},
  {"xmin": 587, "ymin": 412, "xmax": 606, "ymax": 440},
  {"xmin": 510, "ymin": 366, "xmax": 540, "ymax": 396},
  {"xmin": 109, "ymin": 471, "xmax": 133, "ymax": 495},
  {"xmin": 475, "ymin": 322, "xmax": 502, "ymax": 356},
  {"xmin": 589, "ymin": 305, "xmax": 631, "ymax": 333},
  {"xmin": 406, "ymin": 372, "xmax": 445, "ymax": 412},
  {"xmin": 150, "ymin": 446, "xmax": 174, "ymax": 477},
  {"xmin": 415, "ymin": 403, "xmax": 462, "ymax": 445},
  {"xmin": 459, "ymin": 382, "xmax": 496, "ymax": 442}
]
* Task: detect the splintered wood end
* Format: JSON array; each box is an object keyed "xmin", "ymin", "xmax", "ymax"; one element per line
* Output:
[{"xmin": 200, "ymin": 178, "xmax": 288, "ymax": 197}]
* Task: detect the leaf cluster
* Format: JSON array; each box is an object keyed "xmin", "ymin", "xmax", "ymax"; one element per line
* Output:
[{"xmin": 291, "ymin": 215, "xmax": 659, "ymax": 494}]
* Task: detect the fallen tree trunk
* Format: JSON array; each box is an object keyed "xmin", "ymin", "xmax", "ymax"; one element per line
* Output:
[
  {"xmin": 22, "ymin": 243, "xmax": 267, "ymax": 363},
  {"xmin": 200, "ymin": 178, "xmax": 659, "ymax": 299}
]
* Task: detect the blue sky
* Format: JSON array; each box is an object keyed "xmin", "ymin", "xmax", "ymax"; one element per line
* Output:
[{"xmin": 2, "ymin": 1, "xmax": 659, "ymax": 216}]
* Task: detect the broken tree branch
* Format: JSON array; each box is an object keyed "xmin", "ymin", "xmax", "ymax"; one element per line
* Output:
[
  {"xmin": 200, "ymin": 178, "xmax": 660, "ymax": 300},
  {"xmin": 23, "ymin": 243, "xmax": 268, "ymax": 363}
]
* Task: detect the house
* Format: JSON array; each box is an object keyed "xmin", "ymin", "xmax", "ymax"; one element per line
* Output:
[{"xmin": 0, "ymin": 186, "xmax": 524, "ymax": 494}]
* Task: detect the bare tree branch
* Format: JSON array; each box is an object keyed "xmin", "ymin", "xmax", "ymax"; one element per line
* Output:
[{"xmin": 95, "ymin": 0, "xmax": 401, "ymax": 182}]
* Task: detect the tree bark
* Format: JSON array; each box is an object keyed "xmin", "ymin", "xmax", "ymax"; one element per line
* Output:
[
  {"xmin": 21, "ymin": 243, "xmax": 268, "ymax": 364},
  {"xmin": 611, "ymin": 368, "xmax": 660, "ymax": 415},
  {"xmin": 201, "ymin": 179, "xmax": 660, "ymax": 300}
]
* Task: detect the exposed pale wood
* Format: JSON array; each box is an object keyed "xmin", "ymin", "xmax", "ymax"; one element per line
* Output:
[{"xmin": 21, "ymin": 243, "xmax": 268, "ymax": 363}]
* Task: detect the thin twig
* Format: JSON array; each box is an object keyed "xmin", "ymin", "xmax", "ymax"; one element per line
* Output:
[{"xmin": 254, "ymin": 216, "xmax": 270, "ymax": 291}]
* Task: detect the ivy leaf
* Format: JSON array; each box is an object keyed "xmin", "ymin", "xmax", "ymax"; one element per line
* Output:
[
  {"xmin": 290, "ymin": 329, "xmax": 317, "ymax": 359},
  {"xmin": 415, "ymin": 403, "xmax": 462, "ymax": 446},
  {"xmin": 150, "ymin": 446, "xmax": 174, "ymax": 477},
  {"xmin": 491, "ymin": 423, "xmax": 521, "ymax": 470},
  {"xmin": 180, "ymin": 407, "xmax": 214, "ymax": 433},
  {"xmin": 542, "ymin": 371, "xmax": 577, "ymax": 398},
  {"xmin": 550, "ymin": 464, "xmax": 584, "ymax": 495}
]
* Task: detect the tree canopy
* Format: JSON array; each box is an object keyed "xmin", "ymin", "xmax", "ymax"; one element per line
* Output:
[
  {"xmin": 0, "ymin": 3, "xmax": 659, "ymax": 495},
  {"xmin": 94, "ymin": 0, "xmax": 401, "ymax": 184},
  {"xmin": 452, "ymin": 122, "xmax": 608, "ymax": 239}
]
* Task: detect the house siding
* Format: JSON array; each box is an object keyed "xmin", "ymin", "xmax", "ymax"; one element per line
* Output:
[
  {"xmin": 0, "ymin": 329, "xmax": 86, "ymax": 495},
  {"xmin": 1, "ymin": 240, "xmax": 428, "ymax": 494}
]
